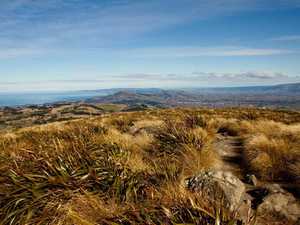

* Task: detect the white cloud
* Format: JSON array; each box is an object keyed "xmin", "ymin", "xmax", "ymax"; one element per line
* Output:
[
  {"xmin": 0, "ymin": 47, "xmax": 46, "ymax": 59},
  {"xmin": 0, "ymin": 45, "xmax": 294, "ymax": 59},
  {"xmin": 1, "ymin": 71, "xmax": 299, "ymax": 91},
  {"xmin": 0, "ymin": 0, "xmax": 299, "ymax": 57},
  {"xmin": 115, "ymin": 46, "xmax": 294, "ymax": 58},
  {"xmin": 232, "ymin": 71, "xmax": 288, "ymax": 79},
  {"xmin": 272, "ymin": 35, "xmax": 300, "ymax": 41},
  {"xmin": 120, "ymin": 71, "xmax": 297, "ymax": 81}
]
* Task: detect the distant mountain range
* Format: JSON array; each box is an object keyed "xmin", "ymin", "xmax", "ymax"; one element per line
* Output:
[
  {"xmin": 2, "ymin": 82, "xmax": 299, "ymax": 130},
  {"xmin": 85, "ymin": 89, "xmax": 196, "ymax": 107},
  {"xmin": 185, "ymin": 82, "xmax": 300, "ymax": 94},
  {"xmin": 1, "ymin": 83, "xmax": 299, "ymax": 109},
  {"xmin": 85, "ymin": 83, "xmax": 300, "ymax": 109}
]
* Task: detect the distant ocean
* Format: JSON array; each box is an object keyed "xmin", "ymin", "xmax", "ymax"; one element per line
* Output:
[{"xmin": 0, "ymin": 91, "xmax": 107, "ymax": 107}]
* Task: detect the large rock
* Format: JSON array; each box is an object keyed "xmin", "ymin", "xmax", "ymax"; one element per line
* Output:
[
  {"xmin": 256, "ymin": 184, "xmax": 300, "ymax": 225},
  {"xmin": 185, "ymin": 170, "xmax": 251, "ymax": 221}
]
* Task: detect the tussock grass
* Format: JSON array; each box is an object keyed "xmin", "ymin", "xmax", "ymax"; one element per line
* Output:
[
  {"xmin": 213, "ymin": 118, "xmax": 241, "ymax": 136},
  {"xmin": 243, "ymin": 121, "xmax": 300, "ymax": 181},
  {"xmin": 0, "ymin": 107, "xmax": 299, "ymax": 224},
  {"xmin": 210, "ymin": 116, "xmax": 300, "ymax": 182}
]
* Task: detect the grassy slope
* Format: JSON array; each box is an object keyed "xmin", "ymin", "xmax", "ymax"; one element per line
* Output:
[{"xmin": 0, "ymin": 107, "xmax": 299, "ymax": 225}]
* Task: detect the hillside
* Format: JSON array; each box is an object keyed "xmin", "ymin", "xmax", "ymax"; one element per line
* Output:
[
  {"xmin": 1, "ymin": 83, "xmax": 299, "ymax": 109},
  {"xmin": 1, "ymin": 82, "xmax": 300, "ymax": 131},
  {"xmin": 187, "ymin": 82, "xmax": 300, "ymax": 94},
  {"xmin": 0, "ymin": 103, "xmax": 129, "ymax": 131},
  {"xmin": 85, "ymin": 90, "xmax": 197, "ymax": 107},
  {"xmin": 85, "ymin": 83, "xmax": 300, "ymax": 109},
  {"xmin": 0, "ymin": 107, "xmax": 300, "ymax": 225}
]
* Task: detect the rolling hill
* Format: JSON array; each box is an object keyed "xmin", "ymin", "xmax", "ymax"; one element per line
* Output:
[{"xmin": 85, "ymin": 83, "xmax": 300, "ymax": 109}]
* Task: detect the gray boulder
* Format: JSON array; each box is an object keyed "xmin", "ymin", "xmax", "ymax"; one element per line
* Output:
[
  {"xmin": 185, "ymin": 170, "xmax": 252, "ymax": 221},
  {"xmin": 256, "ymin": 184, "xmax": 300, "ymax": 224}
]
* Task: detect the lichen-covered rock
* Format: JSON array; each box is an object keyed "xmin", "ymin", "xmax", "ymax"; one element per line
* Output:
[
  {"xmin": 185, "ymin": 170, "xmax": 252, "ymax": 222},
  {"xmin": 256, "ymin": 184, "xmax": 300, "ymax": 224}
]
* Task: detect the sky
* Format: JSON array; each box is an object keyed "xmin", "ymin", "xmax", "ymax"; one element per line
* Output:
[{"xmin": 0, "ymin": 0, "xmax": 300, "ymax": 91}]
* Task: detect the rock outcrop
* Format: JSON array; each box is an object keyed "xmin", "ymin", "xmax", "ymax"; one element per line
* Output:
[
  {"xmin": 185, "ymin": 170, "xmax": 252, "ymax": 222},
  {"xmin": 256, "ymin": 184, "xmax": 300, "ymax": 225},
  {"xmin": 185, "ymin": 171, "xmax": 300, "ymax": 225}
]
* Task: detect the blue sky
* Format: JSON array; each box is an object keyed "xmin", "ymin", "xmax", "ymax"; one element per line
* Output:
[{"xmin": 0, "ymin": 0, "xmax": 300, "ymax": 91}]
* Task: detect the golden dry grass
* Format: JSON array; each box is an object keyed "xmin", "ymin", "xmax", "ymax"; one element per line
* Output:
[
  {"xmin": 0, "ymin": 107, "xmax": 299, "ymax": 224},
  {"xmin": 242, "ymin": 121, "xmax": 300, "ymax": 181}
]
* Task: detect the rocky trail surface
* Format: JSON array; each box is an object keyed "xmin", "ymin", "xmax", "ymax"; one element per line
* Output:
[
  {"xmin": 207, "ymin": 133, "xmax": 300, "ymax": 224},
  {"xmin": 215, "ymin": 134, "xmax": 300, "ymax": 197},
  {"xmin": 214, "ymin": 135, "xmax": 246, "ymax": 180}
]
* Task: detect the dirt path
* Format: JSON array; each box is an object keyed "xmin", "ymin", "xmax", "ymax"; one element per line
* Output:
[
  {"xmin": 214, "ymin": 134, "xmax": 300, "ymax": 198},
  {"xmin": 214, "ymin": 135, "xmax": 246, "ymax": 180}
]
